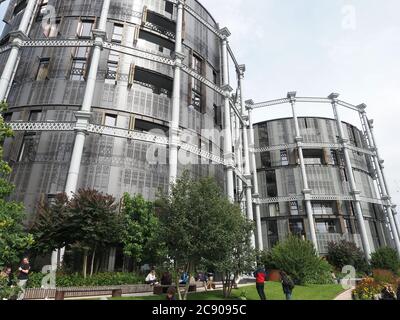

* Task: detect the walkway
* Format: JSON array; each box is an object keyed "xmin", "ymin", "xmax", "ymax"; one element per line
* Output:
[{"xmin": 334, "ymin": 287, "xmax": 354, "ymax": 300}]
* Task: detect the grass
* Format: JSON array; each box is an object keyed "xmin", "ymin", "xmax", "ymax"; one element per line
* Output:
[{"xmin": 113, "ymin": 282, "xmax": 345, "ymax": 301}]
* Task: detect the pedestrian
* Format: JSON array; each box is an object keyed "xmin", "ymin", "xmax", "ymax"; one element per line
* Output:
[
  {"xmin": 280, "ymin": 271, "xmax": 295, "ymax": 300},
  {"xmin": 17, "ymin": 257, "xmax": 31, "ymax": 300},
  {"xmin": 179, "ymin": 270, "xmax": 189, "ymax": 285},
  {"xmin": 1, "ymin": 266, "xmax": 13, "ymax": 287},
  {"xmin": 161, "ymin": 271, "xmax": 172, "ymax": 286},
  {"xmin": 145, "ymin": 269, "xmax": 158, "ymax": 286},
  {"xmin": 166, "ymin": 286, "xmax": 176, "ymax": 301},
  {"xmin": 380, "ymin": 284, "xmax": 396, "ymax": 300},
  {"xmin": 253, "ymin": 265, "xmax": 267, "ymax": 300}
]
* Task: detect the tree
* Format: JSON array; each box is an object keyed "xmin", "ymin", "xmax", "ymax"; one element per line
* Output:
[
  {"xmin": 0, "ymin": 102, "xmax": 34, "ymax": 267},
  {"xmin": 30, "ymin": 193, "xmax": 70, "ymax": 267},
  {"xmin": 327, "ymin": 240, "xmax": 369, "ymax": 274},
  {"xmin": 120, "ymin": 193, "xmax": 165, "ymax": 270},
  {"xmin": 68, "ymin": 189, "xmax": 122, "ymax": 278},
  {"xmin": 370, "ymin": 247, "xmax": 400, "ymax": 275},
  {"xmin": 263, "ymin": 236, "xmax": 334, "ymax": 285},
  {"xmin": 157, "ymin": 172, "xmax": 255, "ymax": 300}
]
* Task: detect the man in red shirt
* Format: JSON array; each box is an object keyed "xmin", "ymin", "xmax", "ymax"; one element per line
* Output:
[{"xmin": 254, "ymin": 266, "xmax": 267, "ymax": 300}]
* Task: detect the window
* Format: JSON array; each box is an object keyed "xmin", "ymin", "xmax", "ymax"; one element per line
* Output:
[
  {"xmin": 18, "ymin": 133, "xmax": 36, "ymax": 162},
  {"xmin": 111, "ymin": 23, "xmax": 123, "ymax": 43},
  {"xmin": 191, "ymin": 54, "xmax": 203, "ymax": 112},
  {"xmin": 213, "ymin": 70, "xmax": 218, "ymax": 85},
  {"xmin": 289, "ymin": 219, "xmax": 305, "ymax": 236},
  {"xmin": 133, "ymin": 66, "xmax": 173, "ymax": 95},
  {"xmin": 70, "ymin": 47, "xmax": 90, "ymax": 81},
  {"xmin": 315, "ymin": 219, "xmax": 341, "ymax": 234},
  {"xmin": 77, "ymin": 19, "xmax": 94, "ymax": 38},
  {"xmin": 303, "ymin": 149, "xmax": 324, "ymax": 165},
  {"xmin": 331, "ymin": 149, "xmax": 339, "ymax": 166},
  {"xmin": 165, "ymin": 1, "xmax": 174, "ymax": 15},
  {"xmin": 138, "ymin": 30, "xmax": 174, "ymax": 53},
  {"xmin": 29, "ymin": 110, "xmax": 42, "ymax": 121},
  {"xmin": 37, "ymin": 0, "xmax": 48, "ymax": 19},
  {"xmin": 261, "ymin": 152, "xmax": 271, "ymax": 168},
  {"xmin": 145, "ymin": 10, "xmax": 176, "ymax": 34},
  {"xmin": 36, "ymin": 58, "xmax": 50, "ymax": 81},
  {"xmin": 13, "ymin": 0, "xmax": 27, "ymax": 16},
  {"xmin": 312, "ymin": 202, "xmax": 334, "ymax": 215},
  {"xmin": 269, "ymin": 203, "xmax": 280, "ymax": 217},
  {"xmin": 43, "ymin": 18, "xmax": 60, "ymax": 38},
  {"xmin": 104, "ymin": 114, "xmax": 117, "ymax": 127},
  {"xmin": 213, "ymin": 104, "xmax": 222, "ymax": 128},
  {"xmin": 344, "ymin": 219, "xmax": 353, "ymax": 234},
  {"xmin": 280, "ymin": 150, "xmax": 289, "ymax": 166},
  {"xmin": 290, "ymin": 201, "xmax": 299, "ymax": 216},
  {"xmin": 266, "ymin": 170, "xmax": 277, "ymax": 197},
  {"xmin": 2, "ymin": 112, "xmax": 12, "ymax": 122},
  {"xmin": 134, "ymin": 119, "xmax": 168, "ymax": 133},
  {"xmin": 267, "ymin": 221, "xmax": 279, "ymax": 248},
  {"xmin": 106, "ymin": 51, "xmax": 119, "ymax": 83}
]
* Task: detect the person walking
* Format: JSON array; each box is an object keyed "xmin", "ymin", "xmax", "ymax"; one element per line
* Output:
[
  {"xmin": 17, "ymin": 257, "xmax": 30, "ymax": 300},
  {"xmin": 280, "ymin": 271, "xmax": 295, "ymax": 300},
  {"xmin": 161, "ymin": 271, "xmax": 172, "ymax": 286},
  {"xmin": 253, "ymin": 265, "xmax": 267, "ymax": 300}
]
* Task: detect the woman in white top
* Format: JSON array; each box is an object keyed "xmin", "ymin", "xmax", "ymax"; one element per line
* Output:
[{"xmin": 145, "ymin": 270, "xmax": 158, "ymax": 285}]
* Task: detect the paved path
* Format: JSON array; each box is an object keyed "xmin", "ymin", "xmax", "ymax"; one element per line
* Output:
[{"xmin": 334, "ymin": 287, "xmax": 354, "ymax": 300}]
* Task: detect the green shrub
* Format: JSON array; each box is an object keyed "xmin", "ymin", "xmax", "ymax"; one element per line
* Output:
[
  {"xmin": 0, "ymin": 273, "xmax": 21, "ymax": 300},
  {"xmin": 264, "ymin": 236, "xmax": 334, "ymax": 285},
  {"xmin": 372, "ymin": 269, "xmax": 397, "ymax": 287},
  {"xmin": 327, "ymin": 240, "xmax": 369, "ymax": 274},
  {"xmin": 27, "ymin": 272, "xmax": 143, "ymax": 288},
  {"xmin": 370, "ymin": 247, "xmax": 400, "ymax": 275}
]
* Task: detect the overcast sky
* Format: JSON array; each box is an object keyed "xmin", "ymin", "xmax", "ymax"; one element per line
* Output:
[{"xmin": 1, "ymin": 1, "xmax": 400, "ymax": 212}]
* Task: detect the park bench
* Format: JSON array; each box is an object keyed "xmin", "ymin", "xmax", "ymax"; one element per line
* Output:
[
  {"xmin": 55, "ymin": 286, "xmax": 123, "ymax": 300},
  {"xmin": 153, "ymin": 284, "xmax": 197, "ymax": 295},
  {"xmin": 23, "ymin": 284, "xmax": 153, "ymax": 300}
]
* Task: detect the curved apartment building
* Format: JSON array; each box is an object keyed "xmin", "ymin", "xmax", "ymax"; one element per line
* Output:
[
  {"xmin": 249, "ymin": 93, "xmax": 400, "ymax": 256},
  {"xmin": 0, "ymin": 0, "xmax": 251, "ymax": 229}
]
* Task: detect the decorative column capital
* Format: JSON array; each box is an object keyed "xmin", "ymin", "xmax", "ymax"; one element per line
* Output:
[
  {"xmin": 368, "ymin": 119, "xmax": 375, "ymax": 129},
  {"xmin": 358, "ymin": 103, "xmax": 367, "ymax": 114},
  {"xmin": 287, "ymin": 91, "xmax": 297, "ymax": 103},
  {"xmin": 245, "ymin": 99, "xmax": 254, "ymax": 110},
  {"xmin": 238, "ymin": 64, "xmax": 246, "ymax": 78},
  {"xmin": 219, "ymin": 27, "xmax": 231, "ymax": 40},
  {"xmin": 328, "ymin": 92, "xmax": 340, "ymax": 103},
  {"xmin": 74, "ymin": 111, "xmax": 91, "ymax": 132},
  {"xmin": 173, "ymin": 52, "xmax": 185, "ymax": 61},
  {"xmin": 9, "ymin": 30, "xmax": 29, "ymax": 43},
  {"xmin": 222, "ymin": 84, "xmax": 233, "ymax": 96},
  {"xmin": 350, "ymin": 190, "xmax": 361, "ymax": 201},
  {"xmin": 92, "ymin": 29, "xmax": 107, "ymax": 41},
  {"xmin": 295, "ymin": 136, "xmax": 304, "ymax": 143},
  {"xmin": 177, "ymin": 0, "xmax": 186, "ymax": 7}
]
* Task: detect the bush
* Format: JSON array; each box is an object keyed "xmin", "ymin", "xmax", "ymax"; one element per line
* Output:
[
  {"xmin": 370, "ymin": 247, "xmax": 400, "ymax": 275},
  {"xmin": 352, "ymin": 277, "xmax": 383, "ymax": 300},
  {"xmin": 27, "ymin": 272, "xmax": 143, "ymax": 288},
  {"xmin": 263, "ymin": 236, "xmax": 334, "ymax": 285},
  {"xmin": 327, "ymin": 240, "xmax": 369, "ymax": 274},
  {"xmin": 0, "ymin": 273, "xmax": 21, "ymax": 300},
  {"xmin": 372, "ymin": 269, "xmax": 397, "ymax": 287}
]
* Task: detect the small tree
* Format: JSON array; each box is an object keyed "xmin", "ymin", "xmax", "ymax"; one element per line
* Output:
[
  {"xmin": 327, "ymin": 240, "xmax": 369, "ymax": 274},
  {"xmin": 158, "ymin": 172, "xmax": 255, "ymax": 300},
  {"xmin": 370, "ymin": 247, "xmax": 400, "ymax": 275},
  {"xmin": 30, "ymin": 193, "xmax": 70, "ymax": 267},
  {"xmin": 68, "ymin": 189, "xmax": 122, "ymax": 278},
  {"xmin": 121, "ymin": 193, "xmax": 165, "ymax": 270},
  {"xmin": 0, "ymin": 102, "xmax": 34, "ymax": 267},
  {"xmin": 264, "ymin": 236, "xmax": 334, "ymax": 285}
]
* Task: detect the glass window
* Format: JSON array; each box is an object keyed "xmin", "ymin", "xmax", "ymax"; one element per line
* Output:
[
  {"xmin": 18, "ymin": 133, "xmax": 37, "ymax": 162},
  {"xmin": 312, "ymin": 202, "xmax": 334, "ymax": 215},
  {"xmin": 316, "ymin": 219, "xmax": 340, "ymax": 234},
  {"xmin": 280, "ymin": 150, "xmax": 289, "ymax": 166},
  {"xmin": 104, "ymin": 114, "xmax": 117, "ymax": 127},
  {"xmin": 290, "ymin": 201, "xmax": 299, "ymax": 215},
  {"xmin": 2, "ymin": 112, "xmax": 12, "ymax": 122},
  {"xmin": 29, "ymin": 110, "xmax": 42, "ymax": 121},
  {"xmin": 36, "ymin": 58, "xmax": 50, "ymax": 81},
  {"xmin": 111, "ymin": 23, "xmax": 123, "ymax": 43},
  {"xmin": 269, "ymin": 203, "xmax": 280, "ymax": 217},
  {"xmin": 289, "ymin": 219, "xmax": 305, "ymax": 236},
  {"xmin": 77, "ymin": 19, "xmax": 94, "ymax": 38},
  {"xmin": 266, "ymin": 170, "xmax": 278, "ymax": 197},
  {"xmin": 70, "ymin": 60, "xmax": 87, "ymax": 81},
  {"xmin": 267, "ymin": 221, "xmax": 279, "ymax": 248}
]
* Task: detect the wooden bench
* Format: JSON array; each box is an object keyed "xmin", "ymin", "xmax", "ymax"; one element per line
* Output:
[
  {"xmin": 55, "ymin": 286, "xmax": 122, "ymax": 300},
  {"xmin": 153, "ymin": 284, "xmax": 197, "ymax": 295}
]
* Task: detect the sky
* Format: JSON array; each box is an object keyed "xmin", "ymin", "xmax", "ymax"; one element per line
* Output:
[{"xmin": 0, "ymin": 1, "xmax": 400, "ymax": 214}]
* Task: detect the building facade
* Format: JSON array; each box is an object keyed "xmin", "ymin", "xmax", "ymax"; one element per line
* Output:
[
  {"xmin": 249, "ymin": 93, "xmax": 400, "ymax": 256},
  {"xmin": 0, "ymin": 0, "xmax": 259, "ymax": 245}
]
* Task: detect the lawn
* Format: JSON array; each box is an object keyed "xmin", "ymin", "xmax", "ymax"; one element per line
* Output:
[{"xmin": 113, "ymin": 282, "xmax": 345, "ymax": 301}]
